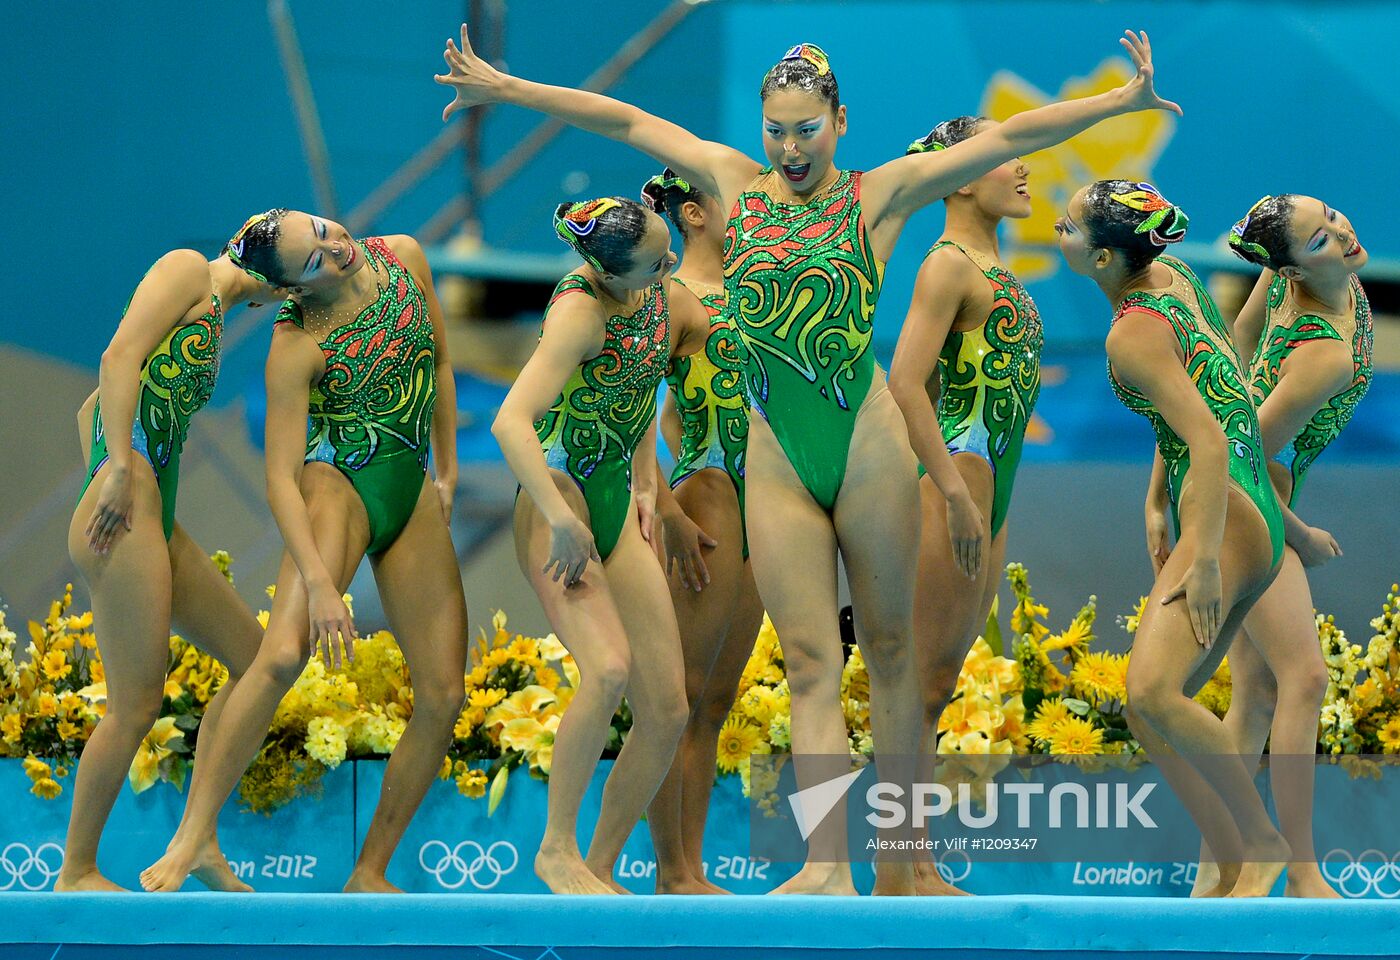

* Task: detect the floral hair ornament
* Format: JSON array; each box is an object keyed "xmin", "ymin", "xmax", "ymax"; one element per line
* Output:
[
  {"xmin": 553, "ymin": 198, "xmax": 622, "ymax": 271},
  {"xmin": 1227, "ymin": 195, "xmax": 1275, "ymax": 265},
  {"xmin": 905, "ymin": 132, "xmax": 947, "ymax": 154},
  {"xmin": 226, "ymin": 212, "xmax": 274, "ymax": 284},
  {"xmin": 1110, "ymin": 182, "xmax": 1188, "ymax": 246},
  {"xmin": 780, "ymin": 43, "xmax": 830, "ymax": 76},
  {"xmin": 644, "ymin": 171, "xmax": 694, "ymax": 195}
]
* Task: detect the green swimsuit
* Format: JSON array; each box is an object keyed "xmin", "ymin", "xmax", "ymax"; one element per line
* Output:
[
  {"xmin": 1248, "ymin": 273, "xmax": 1373, "ymax": 507},
  {"xmin": 80, "ymin": 279, "xmax": 224, "ymax": 540},
  {"xmin": 723, "ymin": 168, "xmax": 882, "ymax": 511},
  {"xmin": 275, "ymin": 237, "xmax": 437, "ymax": 555},
  {"xmin": 924, "ymin": 240, "xmax": 1043, "ymax": 536},
  {"xmin": 535, "ymin": 274, "xmax": 671, "ymax": 560},
  {"xmin": 1107, "ymin": 256, "xmax": 1284, "ymax": 566},
  {"xmin": 665, "ymin": 277, "xmax": 749, "ymax": 555}
]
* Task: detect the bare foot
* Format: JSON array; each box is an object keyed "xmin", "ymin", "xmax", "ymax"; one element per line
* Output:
[
  {"xmin": 536, "ymin": 849, "xmax": 617, "ymax": 895},
  {"xmin": 1284, "ymin": 862, "xmax": 1341, "ymax": 899},
  {"xmin": 769, "ymin": 862, "xmax": 857, "ymax": 895},
  {"xmin": 1190, "ymin": 860, "xmax": 1220, "ymax": 897},
  {"xmin": 872, "ymin": 860, "xmax": 918, "ymax": 896},
  {"xmin": 190, "ymin": 843, "xmax": 253, "ymax": 893},
  {"xmin": 54, "ymin": 868, "xmax": 127, "ymax": 892},
  {"xmin": 656, "ymin": 874, "xmax": 731, "ymax": 895},
  {"xmin": 343, "ymin": 869, "xmax": 403, "ymax": 893},
  {"xmin": 1227, "ymin": 835, "xmax": 1291, "ymax": 898},
  {"xmin": 1191, "ymin": 861, "xmax": 1238, "ymax": 898},
  {"xmin": 914, "ymin": 863, "xmax": 973, "ymax": 896},
  {"xmin": 140, "ymin": 840, "xmax": 198, "ymax": 892}
]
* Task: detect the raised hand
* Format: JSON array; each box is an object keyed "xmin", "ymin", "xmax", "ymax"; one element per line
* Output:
[
  {"xmin": 1117, "ymin": 30, "xmax": 1183, "ymax": 116},
  {"xmin": 434, "ymin": 23, "xmax": 508, "ymax": 121}
]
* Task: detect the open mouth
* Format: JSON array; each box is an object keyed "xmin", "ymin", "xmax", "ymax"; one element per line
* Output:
[
  {"xmin": 1015, "ymin": 183, "xmax": 1030, "ymax": 199},
  {"xmin": 1345, "ymin": 239, "xmax": 1362, "ymax": 258},
  {"xmin": 344, "ymin": 242, "xmax": 357, "ymax": 269},
  {"xmin": 782, "ymin": 163, "xmax": 811, "ymax": 184}
]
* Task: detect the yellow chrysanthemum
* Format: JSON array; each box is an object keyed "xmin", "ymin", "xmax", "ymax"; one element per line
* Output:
[
  {"xmin": 1123, "ymin": 595, "xmax": 1149, "ymax": 635},
  {"xmin": 456, "ymin": 767, "xmax": 488, "ymax": 798},
  {"xmin": 739, "ymin": 685, "xmax": 781, "ymax": 729},
  {"xmin": 1042, "ymin": 618, "xmax": 1091, "ymax": 653},
  {"xmin": 1070, "ymin": 651, "xmax": 1129, "ymax": 704},
  {"xmin": 2, "ymin": 713, "xmax": 24, "ymax": 743},
  {"xmin": 1377, "ymin": 716, "xmax": 1400, "ymax": 755},
  {"xmin": 716, "ymin": 717, "xmax": 762, "ymax": 774},
  {"xmin": 1026, "ymin": 699, "xmax": 1072, "ymax": 743},
  {"xmin": 1045, "ymin": 716, "xmax": 1104, "ymax": 755},
  {"xmin": 40, "ymin": 650, "xmax": 71, "ymax": 681},
  {"xmin": 22, "ymin": 755, "xmax": 51, "ymax": 782},
  {"xmin": 30, "ymin": 778, "xmax": 62, "ymax": 800}
]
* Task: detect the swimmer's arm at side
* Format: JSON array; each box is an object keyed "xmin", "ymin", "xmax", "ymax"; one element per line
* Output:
[
  {"xmin": 85, "ymin": 250, "xmax": 211, "ymax": 553},
  {"xmin": 388, "ymin": 234, "xmax": 458, "ymax": 520},
  {"xmin": 264, "ymin": 325, "xmax": 337, "ymax": 594},
  {"xmin": 866, "ymin": 30, "xmax": 1181, "ymax": 221},
  {"xmin": 1109, "ymin": 309, "xmax": 1227, "ymax": 646},
  {"xmin": 888, "ymin": 247, "xmax": 984, "ymax": 578},
  {"xmin": 491, "ymin": 296, "xmax": 603, "ymax": 530},
  {"xmin": 436, "ymin": 23, "xmax": 759, "ymax": 205},
  {"xmin": 98, "ymin": 250, "xmax": 211, "ymax": 475}
]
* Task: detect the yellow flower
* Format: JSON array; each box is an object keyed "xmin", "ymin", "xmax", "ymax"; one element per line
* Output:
[
  {"xmin": 257, "ymin": 610, "xmax": 271, "ymax": 629},
  {"xmin": 716, "ymin": 717, "xmax": 762, "ymax": 774},
  {"xmin": 1045, "ymin": 716, "xmax": 1104, "ymax": 755},
  {"xmin": 453, "ymin": 711, "xmax": 475, "ymax": 741},
  {"xmin": 57, "ymin": 720, "xmax": 82, "ymax": 741},
  {"xmin": 41, "ymin": 650, "xmax": 72, "ymax": 680},
  {"xmin": 30, "ymin": 778, "xmax": 62, "ymax": 800},
  {"xmin": 740, "ymin": 685, "xmax": 781, "ymax": 729},
  {"xmin": 2, "ymin": 713, "xmax": 24, "ymax": 743},
  {"xmin": 163, "ymin": 678, "xmax": 184, "ymax": 700},
  {"xmin": 1042, "ymin": 619, "xmax": 1091, "ymax": 653},
  {"xmin": 1123, "ymin": 596, "xmax": 1149, "ymax": 634},
  {"xmin": 456, "ymin": 767, "xmax": 488, "ymax": 798},
  {"xmin": 36, "ymin": 693, "xmax": 59, "ymax": 718},
  {"xmin": 22, "ymin": 755, "xmax": 51, "ymax": 782},
  {"xmin": 483, "ymin": 686, "xmax": 554, "ymax": 732},
  {"xmin": 304, "ymin": 716, "xmax": 348, "ymax": 768},
  {"xmin": 1070, "ymin": 651, "xmax": 1129, "ymax": 704},
  {"xmin": 1026, "ymin": 699, "xmax": 1072, "ymax": 743},
  {"xmin": 1378, "ymin": 716, "xmax": 1400, "ymax": 755},
  {"xmin": 129, "ymin": 717, "xmax": 183, "ymax": 793},
  {"xmin": 537, "ymin": 632, "xmax": 568, "ymax": 662},
  {"xmin": 499, "ymin": 715, "xmax": 559, "ymax": 774}
]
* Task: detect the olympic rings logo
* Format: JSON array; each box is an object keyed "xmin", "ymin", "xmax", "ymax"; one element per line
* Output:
[
  {"xmin": 1321, "ymin": 849, "xmax": 1400, "ymax": 899},
  {"xmin": 0, "ymin": 842, "xmax": 63, "ymax": 891},
  {"xmin": 418, "ymin": 840, "xmax": 519, "ymax": 890},
  {"xmin": 935, "ymin": 849, "xmax": 972, "ymax": 884}
]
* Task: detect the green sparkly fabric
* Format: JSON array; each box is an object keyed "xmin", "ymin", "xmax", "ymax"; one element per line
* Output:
[
  {"xmin": 1107, "ymin": 256, "xmax": 1283, "ymax": 564},
  {"xmin": 722, "ymin": 168, "xmax": 881, "ymax": 510},
  {"xmin": 1248, "ymin": 273, "xmax": 1373, "ymax": 506}
]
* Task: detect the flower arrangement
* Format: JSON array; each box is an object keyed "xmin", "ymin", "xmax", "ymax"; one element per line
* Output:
[{"xmin": 5, "ymin": 554, "xmax": 1395, "ymax": 814}]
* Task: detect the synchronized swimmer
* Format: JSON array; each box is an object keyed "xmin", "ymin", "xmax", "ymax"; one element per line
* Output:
[{"xmin": 55, "ymin": 23, "xmax": 1372, "ymax": 900}]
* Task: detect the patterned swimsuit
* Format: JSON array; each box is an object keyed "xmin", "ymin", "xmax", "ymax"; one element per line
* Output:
[
  {"xmin": 665, "ymin": 277, "xmax": 749, "ymax": 554},
  {"xmin": 723, "ymin": 168, "xmax": 882, "ymax": 511},
  {"xmin": 1107, "ymin": 256, "xmax": 1283, "ymax": 566},
  {"xmin": 924, "ymin": 240, "xmax": 1043, "ymax": 536},
  {"xmin": 535, "ymin": 274, "xmax": 671, "ymax": 560},
  {"xmin": 275, "ymin": 237, "xmax": 437, "ymax": 554},
  {"xmin": 81, "ymin": 272, "xmax": 223, "ymax": 540},
  {"xmin": 1248, "ymin": 273, "xmax": 1372, "ymax": 507}
]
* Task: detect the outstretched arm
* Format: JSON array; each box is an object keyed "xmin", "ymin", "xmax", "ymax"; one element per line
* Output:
[
  {"xmin": 86, "ymin": 250, "xmax": 211, "ymax": 555},
  {"xmin": 1109, "ymin": 311, "xmax": 1228, "ymax": 648},
  {"xmin": 887, "ymin": 247, "xmax": 984, "ymax": 579},
  {"xmin": 865, "ymin": 31, "xmax": 1182, "ymax": 224},
  {"xmin": 435, "ymin": 23, "xmax": 760, "ymax": 205}
]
